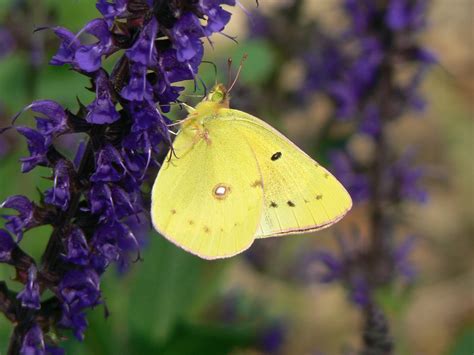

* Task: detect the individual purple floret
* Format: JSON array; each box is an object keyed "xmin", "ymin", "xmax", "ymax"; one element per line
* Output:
[{"xmin": 17, "ymin": 265, "xmax": 41, "ymax": 310}]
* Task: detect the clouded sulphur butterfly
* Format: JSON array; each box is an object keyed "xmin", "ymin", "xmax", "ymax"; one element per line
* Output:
[{"xmin": 151, "ymin": 84, "xmax": 352, "ymax": 259}]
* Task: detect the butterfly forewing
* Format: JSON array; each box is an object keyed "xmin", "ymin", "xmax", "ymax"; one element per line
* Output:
[
  {"xmin": 151, "ymin": 119, "xmax": 264, "ymax": 259},
  {"xmin": 219, "ymin": 109, "xmax": 352, "ymax": 238}
]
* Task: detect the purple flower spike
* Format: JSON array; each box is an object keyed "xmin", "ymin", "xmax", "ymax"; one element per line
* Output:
[
  {"xmin": 20, "ymin": 324, "xmax": 45, "ymax": 354},
  {"xmin": 75, "ymin": 19, "xmax": 114, "ymax": 72},
  {"xmin": 0, "ymin": 229, "xmax": 16, "ymax": 263},
  {"xmin": 86, "ymin": 70, "xmax": 120, "ymax": 124},
  {"xmin": 44, "ymin": 160, "xmax": 71, "ymax": 211},
  {"xmin": 1, "ymin": 0, "xmax": 239, "ymax": 350},
  {"xmin": 16, "ymin": 126, "xmax": 50, "ymax": 173},
  {"xmin": 17, "ymin": 265, "xmax": 41, "ymax": 310},
  {"xmin": 394, "ymin": 235, "xmax": 417, "ymax": 281}
]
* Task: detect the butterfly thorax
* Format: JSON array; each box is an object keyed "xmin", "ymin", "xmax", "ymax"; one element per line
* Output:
[{"xmin": 181, "ymin": 84, "xmax": 230, "ymax": 144}]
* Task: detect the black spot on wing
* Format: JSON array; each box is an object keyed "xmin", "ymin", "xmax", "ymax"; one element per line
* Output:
[
  {"xmin": 316, "ymin": 194, "xmax": 323, "ymax": 200},
  {"xmin": 287, "ymin": 200, "xmax": 295, "ymax": 207},
  {"xmin": 271, "ymin": 152, "xmax": 282, "ymax": 161},
  {"xmin": 270, "ymin": 201, "xmax": 278, "ymax": 208}
]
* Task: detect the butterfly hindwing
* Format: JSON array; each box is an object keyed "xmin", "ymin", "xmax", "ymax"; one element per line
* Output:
[
  {"xmin": 219, "ymin": 109, "xmax": 352, "ymax": 238},
  {"xmin": 151, "ymin": 119, "xmax": 264, "ymax": 259}
]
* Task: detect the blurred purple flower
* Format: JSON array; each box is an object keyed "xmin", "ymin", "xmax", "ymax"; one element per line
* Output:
[
  {"xmin": 329, "ymin": 151, "xmax": 370, "ymax": 202},
  {"xmin": 260, "ymin": 321, "xmax": 286, "ymax": 354},
  {"xmin": 0, "ymin": 27, "xmax": 15, "ymax": 58}
]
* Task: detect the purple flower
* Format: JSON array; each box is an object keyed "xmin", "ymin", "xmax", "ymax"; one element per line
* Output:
[
  {"xmin": 59, "ymin": 268, "xmax": 101, "ymax": 340},
  {"xmin": 20, "ymin": 324, "xmax": 45, "ymax": 354},
  {"xmin": 16, "ymin": 126, "xmax": 50, "ymax": 173},
  {"xmin": 17, "ymin": 265, "xmax": 41, "ymax": 310},
  {"xmin": 44, "ymin": 160, "xmax": 72, "ymax": 211},
  {"xmin": 391, "ymin": 152, "xmax": 427, "ymax": 203},
  {"xmin": 75, "ymin": 19, "xmax": 114, "ymax": 72},
  {"xmin": 394, "ymin": 235, "xmax": 417, "ymax": 281},
  {"xmin": 386, "ymin": 0, "xmax": 427, "ymax": 31},
  {"xmin": 89, "ymin": 183, "xmax": 137, "ymax": 222},
  {"xmin": 96, "ymin": 0, "xmax": 128, "ymax": 23},
  {"xmin": 0, "ymin": 229, "xmax": 16, "ymax": 263},
  {"xmin": 50, "ymin": 27, "xmax": 80, "ymax": 66},
  {"xmin": 91, "ymin": 221, "xmax": 139, "ymax": 267},
  {"xmin": 160, "ymin": 47, "xmax": 202, "ymax": 83},
  {"xmin": 329, "ymin": 151, "xmax": 370, "ymax": 202},
  {"xmin": 86, "ymin": 70, "xmax": 120, "ymax": 124},
  {"xmin": 0, "ymin": 27, "xmax": 15, "ymax": 59},
  {"xmin": 200, "ymin": 0, "xmax": 236, "ymax": 35},
  {"xmin": 359, "ymin": 105, "xmax": 381, "ymax": 137},
  {"xmin": 126, "ymin": 18, "xmax": 158, "ymax": 66},
  {"xmin": 120, "ymin": 62, "xmax": 154, "ymax": 102},
  {"xmin": 29, "ymin": 100, "xmax": 69, "ymax": 136},
  {"xmin": 64, "ymin": 227, "xmax": 89, "ymax": 266},
  {"xmin": 91, "ymin": 145, "xmax": 127, "ymax": 182},
  {"xmin": 171, "ymin": 12, "xmax": 205, "ymax": 62},
  {"xmin": 1, "ymin": 195, "xmax": 42, "ymax": 239},
  {"xmin": 260, "ymin": 321, "xmax": 286, "ymax": 353},
  {"xmin": 350, "ymin": 276, "xmax": 370, "ymax": 307}
]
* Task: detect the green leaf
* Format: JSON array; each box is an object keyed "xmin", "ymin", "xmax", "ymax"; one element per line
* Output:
[
  {"xmin": 127, "ymin": 234, "xmax": 228, "ymax": 344},
  {"xmin": 152, "ymin": 321, "xmax": 257, "ymax": 355}
]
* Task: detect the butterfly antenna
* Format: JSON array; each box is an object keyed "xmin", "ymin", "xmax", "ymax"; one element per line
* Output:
[
  {"xmin": 227, "ymin": 57, "xmax": 233, "ymax": 88},
  {"xmin": 228, "ymin": 53, "xmax": 248, "ymax": 93}
]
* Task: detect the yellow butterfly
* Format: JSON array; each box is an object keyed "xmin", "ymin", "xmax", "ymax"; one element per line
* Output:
[{"xmin": 151, "ymin": 83, "xmax": 352, "ymax": 259}]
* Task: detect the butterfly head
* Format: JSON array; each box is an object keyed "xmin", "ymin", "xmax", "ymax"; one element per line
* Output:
[
  {"xmin": 194, "ymin": 83, "xmax": 230, "ymax": 116},
  {"xmin": 205, "ymin": 83, "xmax": 229, "ymax": 106}
]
